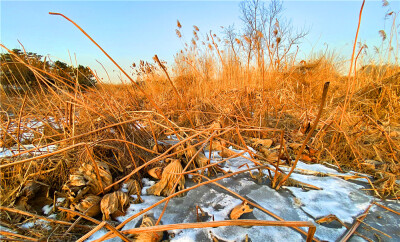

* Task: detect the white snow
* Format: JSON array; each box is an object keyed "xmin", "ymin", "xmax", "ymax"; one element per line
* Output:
[{"xmin": 42, "ymin": 205, "xmax": 53, "ymax": 215}]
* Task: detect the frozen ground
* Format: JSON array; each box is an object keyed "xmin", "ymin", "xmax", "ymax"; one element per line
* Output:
[
  {"xmin": 0, "ymin": 117, "xmax": 61, "ymax": 158},
  {"xmin": 86, "ymin": 150, "xmax": 400, "ymax": 242}
]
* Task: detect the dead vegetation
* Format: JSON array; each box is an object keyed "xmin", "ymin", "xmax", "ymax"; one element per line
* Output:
[{"xmin": 0, "ymin": 3, "xmax": 399, "ymax": 241}]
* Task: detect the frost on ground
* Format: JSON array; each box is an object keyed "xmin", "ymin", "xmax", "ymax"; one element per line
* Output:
[{"xmin": 75, "ymin": 151, "xmax": 399, "ymax": 241}]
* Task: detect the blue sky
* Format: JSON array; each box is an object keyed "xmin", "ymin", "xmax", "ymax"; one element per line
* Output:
[{"xmin": 1, "ymin": 1, "xmax": 399, "ymax": 82}]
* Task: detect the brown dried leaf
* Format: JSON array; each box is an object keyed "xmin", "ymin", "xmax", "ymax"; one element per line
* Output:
[
  {"xmin": 68, "ymin": 174, "xmax": 87, "ymax": 187},
  {"xmin": 195, "ymin": 152, "xmax": 209, "ymax": 168},
  {"xmin": 289, "ymin": 143, "xmax": 302, "ymax": 150},
  {"xmin": 123, "ymin": 179, "xmax": 142, "ymax": 196},
  {"xmin": 230, "ymin": 202, "xmax": 253, "ymax": 220},
  {"xmin": 75, "ymin": 195, "xmax": 101, "ymax": 217},
  {"xmin": 316, "ymin": 214, "xmax": 342, "ymax": 225},
  {"xmin": 81, "ymin": 161, "xmax": 113, "ymax": 194},
  {"xmin": 136, "ymin": 215, "xmax": 163, "ymax": 242},
  {"xmin": 249, "ymin": 138, "xmax": 273, "ymax": 148},
  {"xmin": 100, "ymin": 191, "xmax": 130, "ymax": 220},
  {"xmin": 218, "ymin": 148, "xmax": 238, "ymax": 158},
  {"xmin": 147, "ymin": 159, "xmax": 185, "ymax": 197},
  {"xmin": 184, "ymin": 144, "xmax": 198, "ymax": 159},
  {"xmin": 204, "ymin": 140, "xmax": 226, "ymax": 151},
  {"xmin": 148, "ymin": 167, "xmax": 163, "ymax": 180}
]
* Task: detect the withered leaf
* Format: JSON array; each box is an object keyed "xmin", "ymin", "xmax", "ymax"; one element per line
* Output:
[
  {"xmin": 75, "ymin": 195, "xmax": 101, "ymax": 217},
  {"xmin": 230, "ymin": 202, "xmax": 253, "ymax": 220},
  {"xmin": 135, "ymin": 215, "xmax": 163, "ymax": 242},
  {"xmin": 147, "ymin": 159, "xmax": 185, "ymax": 197},
  {"xmin": 100, "ymin": 191, "xmax": 130, "ymax": 220},
  {"xmin": 148, "ymin": 167, "xmax": 163, "ymax": 180}
]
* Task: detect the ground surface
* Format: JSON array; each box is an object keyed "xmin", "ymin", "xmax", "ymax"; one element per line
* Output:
[{"xmin": 87, "ymin": 150, "xmax": 400, "ymax": 242}]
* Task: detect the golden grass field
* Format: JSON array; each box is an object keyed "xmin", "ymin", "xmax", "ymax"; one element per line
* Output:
[{"xmin": 0, "ymin": 5, "xmax": 399, "ymax": 242}]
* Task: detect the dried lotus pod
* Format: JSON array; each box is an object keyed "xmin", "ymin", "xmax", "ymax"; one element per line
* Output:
[
  {"xmin": 135, "ymin": 215, "xmax": 163, "ymax": 242},
  {"xmin": 148, "ymin": 167, "xmax": 163, "ymax": 180},
  {"xmin": 147, "ymin": 159, "xmax": 185, "ymax": 197},
  {"xmin": 75, "ymin": 195, "xmax": 101, "ymax": 217},
  {"xmin": 230, "ymin": 202, "xmax": 253, "ymax": 220},
  {"xmin": 100, "ymin": 191, "xmax": 130, "ymax": 220}
]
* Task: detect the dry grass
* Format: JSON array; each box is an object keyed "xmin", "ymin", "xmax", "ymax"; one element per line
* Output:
[{"xmin": 0, "ymin": 9, "xmax": 399, "ymax": 242}]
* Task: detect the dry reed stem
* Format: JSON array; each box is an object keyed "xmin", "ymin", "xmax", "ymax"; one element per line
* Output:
[
  {"xmin": 48, "ymin": 12, "xmax": 182, "ymax": 141},
  {"xmin": 16, "ymin": 94, "xmax": 27, "ymax": 153},
  {"xmin": 121, "ymin": 220, "xmax": 316, "ymax": 242},
  {"xmin": 276, "ymin": 82, "xmax": 329, "ymax": 189},
  {"xmin": 0, "ymin": 231, "xmax": 38, "ymax": 241},
  {"xmin": 356, "ymin": 219, "xmax": 391, "ymax": 239},
  {"xmin": 153, "ymin": 54, "xmax": 195, "ymax": 128},
  {"xmin": 0, "ymin": 206, "xmax": 91, "ymax": 229},
  {"xmin": 84, "ymin": 145, "xmax": 105, "ymax": 194},
  {"xmin": 77, "ymin": 221, "xmax": 107, "ymax": 242},
  {"xmin": 0, "ymin": 142, "xmax": 84, "ymax": 169},
  {"xmin": 339, "ymin": 203, "xmax": 372, "ymax": 242},
  {"xmin": 341, "ymin": 0, "xmax": 366, "ymax": 123},
  {"xmin": 58, "ymin": 207, "xmax": 130, "ymax": 242},
  {"xmin": 372, "ymin": 202, "xmax": 400, "ymax": 216}
]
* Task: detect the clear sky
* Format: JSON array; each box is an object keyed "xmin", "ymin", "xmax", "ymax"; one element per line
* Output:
[{"xmin": 1, "ymin": 0, "xmax": 399, "ymax": 82}]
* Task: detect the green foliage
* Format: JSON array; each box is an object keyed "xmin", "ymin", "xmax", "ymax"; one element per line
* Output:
[{"xmin": 0, "ymin": 49, "xmax": 96, "ymax": 93}]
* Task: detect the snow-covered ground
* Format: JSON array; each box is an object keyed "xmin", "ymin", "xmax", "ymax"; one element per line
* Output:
[
  {"xmin": 86, "ymin": 150, "xmax": 400, "ymax": 242},
  {"xmin": 0, "ymin": 117, "xmax": 61, "ymax": 158}
]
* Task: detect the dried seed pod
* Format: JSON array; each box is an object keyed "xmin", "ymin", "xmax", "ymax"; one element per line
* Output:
[
  {"xmin": 75, "ymin": 195, "xmax": 101, "ymax": 217},
  {"xmin": 230, "ymin": 202, "xmax": 253, "ymax": 220},
  {"xmin": 100, "ymin": 191, "xmax": 130, "ymax": 220},
  {"xmin": 148, "ymin": 167, "xmax": 163, "ymax": 180},
  {"xmin": 147, "ymin": 159, "xmax": 185, "ymax": 197},
  {"xmin": 135, "ymin": 215, "xmax": 163, "ymax": 242}
]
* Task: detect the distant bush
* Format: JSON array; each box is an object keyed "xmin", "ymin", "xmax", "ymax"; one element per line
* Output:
[{"xmin": 0, "ymin": 49, "xmax": 96, "ymax": 94}]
